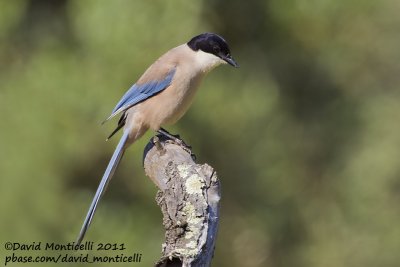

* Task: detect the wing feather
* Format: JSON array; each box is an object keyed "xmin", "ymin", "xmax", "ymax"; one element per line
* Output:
[{"xmin": 103, "ymin": 67, "xmax": 176, "ymax": 123}]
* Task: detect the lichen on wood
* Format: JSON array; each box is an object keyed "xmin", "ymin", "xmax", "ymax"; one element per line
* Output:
[{"xmin": 143, "ymin": 135, "xmax": 221, "ymax": 267}]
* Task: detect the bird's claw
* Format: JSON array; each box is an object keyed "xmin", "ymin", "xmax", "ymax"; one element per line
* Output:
[
  {"xmin": 166, "ymin": 136, "xmax": 196, "ymax": 160},
  {"xmin": 156, "ymin": 129, "xmax": 196, "ymax": 160}
]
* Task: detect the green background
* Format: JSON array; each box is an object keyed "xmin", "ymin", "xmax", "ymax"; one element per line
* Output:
[{"xmin": 1, "ymin": 0, "xmax": 399, "ymax": 266}]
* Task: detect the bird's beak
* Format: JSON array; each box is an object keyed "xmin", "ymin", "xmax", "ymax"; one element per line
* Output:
[{"xmin": 221, "ymin": 54, "xmax": 239, "ymax": 68}]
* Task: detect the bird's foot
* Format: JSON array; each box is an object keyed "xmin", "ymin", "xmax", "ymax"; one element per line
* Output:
[{"xmin": 157, "ymin": 128, "xmax": 196, "ymax": 160}]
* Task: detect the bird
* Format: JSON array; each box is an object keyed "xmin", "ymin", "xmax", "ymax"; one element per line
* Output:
[{"xmin": 76, "ymin": 32, "xmax": 238, "ymax": 244}]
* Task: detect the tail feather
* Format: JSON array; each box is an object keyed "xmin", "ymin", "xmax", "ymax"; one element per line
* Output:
[
  {"xmin": 106, "ymin": 114, "xmax": 126, "ymax": 141},
  {"xmin": 76, "ymin": 131, "xmax": 130, "ymax": 244}
]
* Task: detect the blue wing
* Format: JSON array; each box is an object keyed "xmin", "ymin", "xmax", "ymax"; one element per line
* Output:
[{"xmin": 103, "ymin": 68, "xmax": 176, "ymax": 123}]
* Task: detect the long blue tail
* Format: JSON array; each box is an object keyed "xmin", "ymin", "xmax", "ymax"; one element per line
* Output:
[{"xmin": 76, "ymin": 131, "xmax": 130, "ymax": 244}]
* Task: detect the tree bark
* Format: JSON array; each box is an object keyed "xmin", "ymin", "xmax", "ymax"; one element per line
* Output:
[{"xmin": 143, "ymin": 135, "xmax": 221, "ymax": 267}]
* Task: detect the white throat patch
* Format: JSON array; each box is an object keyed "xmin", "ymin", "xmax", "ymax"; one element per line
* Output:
[{"xmin": 194, "ymin": 50, "xmax": 226, "ymax": 73}]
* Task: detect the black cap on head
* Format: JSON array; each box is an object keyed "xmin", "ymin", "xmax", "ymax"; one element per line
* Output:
[{"xmin": 187, "ymin": 33, "xmax": 239, "ymax": 67}]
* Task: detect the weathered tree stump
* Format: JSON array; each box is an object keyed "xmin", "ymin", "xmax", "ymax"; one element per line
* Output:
[{"xmin": 143, "ymin": 135, "xmax": 221, "ymax": 267}]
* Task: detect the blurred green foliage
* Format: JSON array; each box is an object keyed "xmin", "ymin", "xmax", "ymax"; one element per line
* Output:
[{"xmin": 1, "ymin": 0, "xmax": 400, "ymax": 266}]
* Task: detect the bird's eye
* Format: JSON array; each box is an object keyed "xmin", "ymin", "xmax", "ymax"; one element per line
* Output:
[{"xmin": 213, "ymin": 45, "xmax": 220, "ymax": 53}]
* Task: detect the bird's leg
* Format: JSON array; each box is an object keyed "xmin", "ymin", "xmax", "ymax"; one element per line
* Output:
[
  {"xmin": 157, "ymin": 128, "xmax": 195, "ymax": 159},
  {"xmin": 157, "ymin": 127, "xmax": 181, "ymax": 141}
]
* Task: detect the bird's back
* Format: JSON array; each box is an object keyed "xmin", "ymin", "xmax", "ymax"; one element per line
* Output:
[{"xmin": 129, "ymin": 44, "xmax": 207, "ymax": 130}]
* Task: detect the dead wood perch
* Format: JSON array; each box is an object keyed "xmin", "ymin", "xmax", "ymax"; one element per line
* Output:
[{"xmin": 143, "ymin": 134, "xmax": 221, "ymax": 267}]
